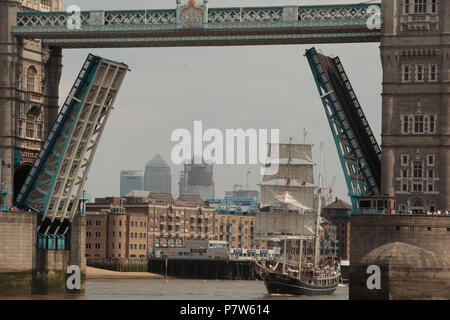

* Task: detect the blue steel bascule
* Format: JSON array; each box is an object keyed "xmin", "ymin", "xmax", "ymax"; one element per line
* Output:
[
  {"xmin": 305, "ymin": 48, "xmax": 381, "ymax": 209},
  {"xmin": 15, "ymin": 54, "xmax": 129, "ymax": 242}
]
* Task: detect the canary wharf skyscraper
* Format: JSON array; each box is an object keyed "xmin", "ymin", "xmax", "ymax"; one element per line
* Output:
[{"xmin": 144, "ymin": 154, "xmax": 172, "ymax": 193}]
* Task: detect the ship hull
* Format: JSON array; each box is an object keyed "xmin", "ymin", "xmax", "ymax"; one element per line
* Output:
[{"xmin": 262, "ymin": 271, "xmax": 338, "ymax": 296}]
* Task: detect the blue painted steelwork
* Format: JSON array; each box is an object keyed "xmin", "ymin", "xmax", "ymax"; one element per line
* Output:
[
  {"xmin": 15, "ymin": 54, "xmax": 100, "ymax": 213},
  {"xmin": 305, "ymin": 47, "xmax": 380, "ymax": 209},
  {"xmin": 37, "ymin": 233, "xmax": 46, "ymax": 249},
  {"xmin": 0, "ymin": 182, "xmax": 11, "ymax": 211},
  {"xmin": 13, "ymin": 3, "xmax": 381, "ymax": 48}
]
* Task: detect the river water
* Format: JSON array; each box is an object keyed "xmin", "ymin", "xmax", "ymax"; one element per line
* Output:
[
  {"xmin": 3, "ymin": 279, "xmax": 348, "ymax": 300},
  {"xmin": 86, "ymin": 279, "xmax": 348, "ymax": 300}
]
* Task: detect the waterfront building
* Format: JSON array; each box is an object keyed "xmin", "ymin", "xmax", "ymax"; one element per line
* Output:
[
  {"xmin": 178, "ymin": 158, "xmax": 214, "ymax": 200},
  {"xmin": 210, "ymin": 197, "xmax": 266, "ymax": 250},
  {"xmin": 322, "ymin": 197, "xmax": 352, "ymax": 260},
  {"xmin": 120, "ymin": 170, "xmax": 143, "ymax": 197},
  {"xmin": 86, "ymin": 192, "xmax": 215, "ymax": 258},
  {"xmin": 144, "ymin": 154, "xmax": 172, "ymax": 193},
  {"xmin": 85, "ymin": 206, "xmax": 148, "ymax": 259}
]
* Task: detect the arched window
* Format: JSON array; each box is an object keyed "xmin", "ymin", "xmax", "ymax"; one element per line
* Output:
[
  {"xmin": 25, "ymin": 106, "xmax": 43, "ymax": 139},
  {"xmin": 26, "ymin": 66, "xmax": 37, "ymax": 92},
  {"xmin": 412, "ymin": 199, "xmax": 424, "ymax": 209}
]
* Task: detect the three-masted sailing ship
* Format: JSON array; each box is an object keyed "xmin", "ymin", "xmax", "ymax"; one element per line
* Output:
[{"xmin": 255, "ymin": 136, "xmax": 340, "ymax": 296}]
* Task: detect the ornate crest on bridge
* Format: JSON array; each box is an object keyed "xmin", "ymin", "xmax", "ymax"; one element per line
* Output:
[{"xmin": 178, "ymin": 0, "xmax": 205, "ymax": 28}]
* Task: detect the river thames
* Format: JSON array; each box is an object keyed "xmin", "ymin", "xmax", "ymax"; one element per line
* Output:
[
  {"xmin": 8, "ymin": 279, "xmax": 347, "ymax": 300},
  {"xmin": 1, "ymin": 279, "xmax": 348, "ymax": 300}
]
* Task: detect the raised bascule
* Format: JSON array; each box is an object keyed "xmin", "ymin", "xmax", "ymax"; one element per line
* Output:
[{"xmin": 0, "ymin": 0, "xmax": 449, "ymax": 299}]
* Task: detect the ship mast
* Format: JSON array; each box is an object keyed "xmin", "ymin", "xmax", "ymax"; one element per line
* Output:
[
  {"xmin": 314, "ymin": 142, "xmax": 324, "ymax": 268},
  {"xmin": 282, "ymin": 137, "xmax": 293, "ymax": 275},
  {"xmin": 298, "ymin": 130, "xmax": 308, "ymax": 278}
]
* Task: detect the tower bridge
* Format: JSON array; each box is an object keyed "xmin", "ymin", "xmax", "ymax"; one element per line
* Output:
[
  {"xmin": 0, "ymin": 0, "xmax": 449, "ymax": 299},
  {"xmin": 12, "ymin": 3, "xmax": 381, "ymax": 48}
]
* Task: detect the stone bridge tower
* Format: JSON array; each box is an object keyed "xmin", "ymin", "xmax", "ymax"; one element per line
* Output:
[
  {"xmin": 381, "ymin": 0, "xmax": 450, "ymax": 211},
  {"xmin": 0, "ymin": 0, "xmax": 62, "ymax": 208}
]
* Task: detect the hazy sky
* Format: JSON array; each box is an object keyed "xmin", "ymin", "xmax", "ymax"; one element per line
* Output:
[{"xmin": 60, "ymin": 0, "xmax": 382, "ymax": 203}]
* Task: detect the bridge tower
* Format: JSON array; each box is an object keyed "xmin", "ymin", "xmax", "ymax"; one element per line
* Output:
[
  {"xmin": 381, "ymin": 0, "xmax": 450, "ymax": 211},
  {"xmin": 0, "ymin": 0, "xmax": 62, "ymax": 209}
]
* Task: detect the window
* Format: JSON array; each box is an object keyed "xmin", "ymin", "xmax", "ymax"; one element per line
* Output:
[
  {"xmin": 428, "ymin": 155, "xmax": 435, "ymax": 166},
  {"xmin": 402, "ymin": 65, "xmax": 410, "ymax": 82},
  {"xmin": 429, "ymin": 115, "xmax": 436, "ymax": 133},
  {"xmin": 86, "ymin": 243, "xmax": 91, "ymax": 249},
  {"xmin": 428, "ymin": 169, "xmax": 434, "ymax": 178},
  {"xmin": 413, "ymin": 183, "xmax": 423, "ymax": 192},
  {"xmin": 112, "ymin": 243, "xmax": 115, "ymax": 249},
  {"xmin": 112, "ymin": 231, "xmax": 115, "ymax": 238},
  {"xmin": 402, "ymin": 115, "xmax": 410, "ymax": 133},
  {"xmin": 431, "ymin": 0, "xmax": 437, "ymax": 13},
  {"xmin": 119, "ymin": 220, "xmax": 122, "ymax": 226},
  {"xmin": 414, "ymin": 0, "xmax": 427, "ymax": 13},
  {"xmin": 413, "ymin": 161, "xmax": 423, "ymax": 178},
  {"xmin": 402, "ymin": 169, "xmax": 408, "ymax": 178},
  {"xmin": 429, "ymin": 64, "xmax": 437, "ymax": 82},
  {"xmin": 405, "ymin": 0, "xmax": 410, "ymax": 13},
  {"xmin": 87, "ymin": 220, "xmax": 92, "ymax": 226},
  {"xmin": 130, "ymin": 244, "xmax": 133, "ymax": 249},
  {"xmin": 86, "ymin": 232, "xmax": 91, "ymax": 238},
  {"xmin": 119, "ymin": 231, "xmax": 122, "ymax": 238},
  {"xmin": 119, "ymin": 243, "xmax": 121, "ymax": 249},
  {"xmin": 26, "ymin": 66, "xmax": 37, "ymax": 92},
  {"xmin": 131, "ymin": 233, "xmax": 133, "ymax": 238},
  {"xmin": 402, "ymin": 183, "xmax": 408, "ymax": 192},
  {"xmin": 401, "ymin": 155, "xmax": 409, "ymax": 166},
  {"xmin": 414, "ymin": 116, "xmax": 424, "ymax": 133},
  {"xmin": 416, "ymin": 65, "xmax": 424, "ymax": 82}
]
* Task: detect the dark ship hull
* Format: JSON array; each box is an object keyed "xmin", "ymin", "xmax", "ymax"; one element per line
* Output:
[{"xmin": 261, "ymin": 271, "xmax": 338, "ymax": 296}]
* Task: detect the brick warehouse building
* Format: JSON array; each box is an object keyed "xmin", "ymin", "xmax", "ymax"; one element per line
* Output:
[
  {"xmin": 85, "ymin": 192, "xmax": 215, "ymax": 258},
  {"xmin": 322, "ymin": 198, "xmax": 352, "ymax": 260}
]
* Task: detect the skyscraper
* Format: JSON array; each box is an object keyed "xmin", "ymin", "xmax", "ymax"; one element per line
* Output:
[
  {"xmin": 144, "ymin": 154, "xmax": 172, "ymax": 193},
  {"xmin": 178, "ymin": 158, "xmax": 214, "ymax": 200},
  {"xmin": 120, "ymin": 170, "xmax": 143, "ymax": 197}
]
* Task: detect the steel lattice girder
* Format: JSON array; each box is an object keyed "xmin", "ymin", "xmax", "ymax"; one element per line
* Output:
[
  {"xmin": 16, "ymin": 54, "xmax": 128, "ymax": 232},
  {"xmin": 12, "ymin": 4, "xmax": 381, "ymax": 47},
  {"xmin": 305, "ymin": 47, "xmax": 380, "ymax": 209}
]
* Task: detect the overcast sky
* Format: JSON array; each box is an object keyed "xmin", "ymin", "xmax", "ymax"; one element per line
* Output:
[{"xmin": 60, "ymin": 0, "xmax": 382, "ymax": 203}]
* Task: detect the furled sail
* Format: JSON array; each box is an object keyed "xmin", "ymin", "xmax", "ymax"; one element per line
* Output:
[
  {"xmin": 262, "ymin": 163, "xmax": 314, "ymax": 183},
  {"xmin": 254, "ymin": 212, "xmax": 322, "ymax": 237},
  {"xmin": 268, "ymin": 143, "xmax": 313, "ymax": 162},
  {"xmin": 260, "ymin": 184, "xmax": 315, "ymax": 209},
  {"xmin": 272, "ymin": 191, "xmax": 313, "ymax": 211}
]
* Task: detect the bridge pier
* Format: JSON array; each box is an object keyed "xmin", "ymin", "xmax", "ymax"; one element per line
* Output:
[
  {"xmin": 350, "ymin": 215, "xmax": 450, "ymax": 300},
  {"xmin": 0, "ymin": 211, "xmax": 86, "ymax": 296}
]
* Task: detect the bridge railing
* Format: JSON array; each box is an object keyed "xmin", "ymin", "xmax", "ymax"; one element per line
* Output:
[{"xmin": 16, "ymin": 4, "xmax": 380, "ymax": 30}]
